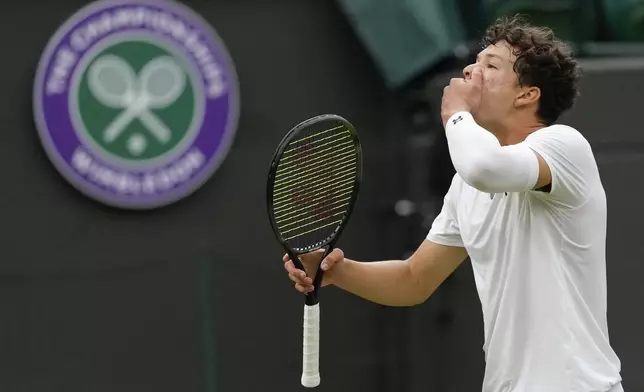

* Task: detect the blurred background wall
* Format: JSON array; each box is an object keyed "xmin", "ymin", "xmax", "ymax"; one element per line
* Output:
[{"xmin": 0, "ymin": 0, "xmax": 642, "ymax": 391}]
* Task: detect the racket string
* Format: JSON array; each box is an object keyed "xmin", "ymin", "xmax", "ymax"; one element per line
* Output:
[{"xmin": 272, "ymin": 122, "xmax": 358, "ymax": 252}]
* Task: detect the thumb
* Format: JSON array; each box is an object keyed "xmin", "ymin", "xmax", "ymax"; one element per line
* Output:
[{"xmin": 321, "ymin": 248, "xmax": 344, "ymax": 271}]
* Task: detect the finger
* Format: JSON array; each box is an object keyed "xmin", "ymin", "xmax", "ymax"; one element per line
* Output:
[
  {"xmin": 321, "ymin": 248, "xmax": 344, "ymax": 271},
  {"xmin": 450, "ymin": 77, "xmax": 465, "ymax": 86},
  {"xmin": 295, "ymin": 283, "xmax": 313, "ymax": 294},
  {"xmin": 285, "ymin": 261, "xmax": 312, "ymax": 280},
  {"xmin": 282, "ymin": 253, "xmax": 290, "ymax": 262},
  {"xmin": 285, "ymin": 262, "xmax": 308, "ymax": 280},
  {"xmin": 289, "ymin": 271, "xmax": 312, "ymax": 285},
  {"xmin": 471, "ymin": 67, "xmax": 483, "ymax": 86},
  {"xmin": 284, "ymin": 260, "xmax": 299, "ymax": 274}
]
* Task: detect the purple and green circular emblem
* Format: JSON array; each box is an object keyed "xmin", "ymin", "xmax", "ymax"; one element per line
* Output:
[{"xmin": 34, "ymin": 0, "xmax": 240, "ymax": 209}]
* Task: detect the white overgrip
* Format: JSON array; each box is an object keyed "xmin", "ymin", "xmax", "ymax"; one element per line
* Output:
[{"xmin": 301, "ymin": 303, "xmax": 320, "ymax": 387}]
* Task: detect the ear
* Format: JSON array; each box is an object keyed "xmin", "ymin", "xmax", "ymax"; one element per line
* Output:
[{"xmin": 515, "ymin": 86, "xmax": 541, "ymax": 108}]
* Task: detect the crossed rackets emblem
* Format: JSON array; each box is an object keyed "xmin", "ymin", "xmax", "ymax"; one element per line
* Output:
[{"xmin": 87, "ymin": 54, "xmax": 187, "ymax": 155}]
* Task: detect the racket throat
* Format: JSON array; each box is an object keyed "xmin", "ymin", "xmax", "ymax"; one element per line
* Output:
[
  {"xmin": 305, "ymin": 291, "xmax": 319, "ymax": 306},
  {"xmin": 308, "ymin": 246, "xmax": 330, "ymax": 304}
]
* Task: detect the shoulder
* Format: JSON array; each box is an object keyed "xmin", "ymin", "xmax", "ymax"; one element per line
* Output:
[
  {"xmin": 525, "ymin": 124, "xmax": 592, "ymax": 152},
  {"xmin": 525, "ymin": 124, "xmax": 600, "ymax": 207},
  {"xmin": 524, "ymin": 124, "xmax": 597, "ymax": 172}
]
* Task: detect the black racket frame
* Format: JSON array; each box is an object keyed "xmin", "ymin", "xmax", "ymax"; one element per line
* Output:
[{"xmin": 266, "ymin": 114, "xmax": 363, "ymax": 306}]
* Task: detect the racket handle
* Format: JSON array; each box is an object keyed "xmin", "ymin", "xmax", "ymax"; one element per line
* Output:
[{"xmin": 301, "ymin": 303, "xmax": 321, "ymax": 388}]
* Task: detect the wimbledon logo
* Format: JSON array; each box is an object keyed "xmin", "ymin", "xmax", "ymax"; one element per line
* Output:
[{"xmin": 33, "ymin": 0, "xmax": 240, "ymax": 209}]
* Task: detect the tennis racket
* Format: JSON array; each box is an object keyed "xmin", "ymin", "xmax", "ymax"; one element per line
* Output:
[{"xmin": 266, "ymin": 114, "xmax": 362, "ymax": 388}]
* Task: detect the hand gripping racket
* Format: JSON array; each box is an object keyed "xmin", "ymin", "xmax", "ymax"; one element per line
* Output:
[{"xmin": 266, "ymin": 114, "xmax": 362, "ymax": 388}]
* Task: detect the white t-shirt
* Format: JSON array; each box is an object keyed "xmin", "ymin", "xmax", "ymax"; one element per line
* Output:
[{"xmin": 427, "ymin": 125, "xmax": 623, "ymax": 392}]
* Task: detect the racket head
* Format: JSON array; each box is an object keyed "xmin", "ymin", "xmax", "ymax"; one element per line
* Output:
[{"xmin": 266, "ymin": 114, "xmax": 362, "ymax": 259}]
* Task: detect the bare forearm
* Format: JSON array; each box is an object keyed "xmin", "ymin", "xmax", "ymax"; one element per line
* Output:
[
  {"xmin": 284, "ymin": 241, "xmax": 466, "ymax": 305},
  {"xmin": 331, "ymin": 258, "xmax": 427, "ymax": 306}
]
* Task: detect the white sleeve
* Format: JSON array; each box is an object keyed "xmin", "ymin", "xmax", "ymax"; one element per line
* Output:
[
  {"xmin": 524, "ymin": 125, "xmax": 596, "ymax": 207},
  {"xmin": 445, "ymin": 112, "xmax": 540, "ymax": 194},
  {"xmin": 426, "ymin": 175, "xmax": 464, "ymax": 247}
]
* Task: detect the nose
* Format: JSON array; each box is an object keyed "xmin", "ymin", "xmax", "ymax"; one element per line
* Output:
[{"xmin": 463, "ymin": 63, "xmax": 475, "ymax": 80}]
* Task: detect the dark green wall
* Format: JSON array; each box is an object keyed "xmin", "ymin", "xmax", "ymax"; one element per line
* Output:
[{"xmin": 1, "ymin": 1, "xmax": 641, "ymax": 392}]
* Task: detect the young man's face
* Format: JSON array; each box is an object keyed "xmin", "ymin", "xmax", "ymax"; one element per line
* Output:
[{"xmin": 463, "ymin": 41, "xmax": 522, "ymax": 127}]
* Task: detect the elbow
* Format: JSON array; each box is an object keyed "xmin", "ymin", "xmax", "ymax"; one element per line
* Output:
[
  {"xmin": 409, "ymin": 294, "xmax": 430, "ymax": 306},
  {"xmin": 407, "ymin": 287, "xmax": 436, "ymax": 306},
  {"xmin": 407, "ymin": 268, "xmax": 436, "ymax": 306}
]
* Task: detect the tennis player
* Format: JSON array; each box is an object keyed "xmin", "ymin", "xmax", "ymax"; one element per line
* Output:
[{"xmin": 284, "ymin": 16, "xmax": 623, "ymax": 392}]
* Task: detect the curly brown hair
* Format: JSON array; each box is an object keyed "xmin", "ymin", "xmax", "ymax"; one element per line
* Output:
[{"xmin": 482, "ymin": 15, "xmax": 582, "ymax": 125}]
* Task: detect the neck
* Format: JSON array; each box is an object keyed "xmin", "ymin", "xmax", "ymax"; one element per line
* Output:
[{"xmin": 486, "ymin": 116, "xmax": 545, "ymax": 146}]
